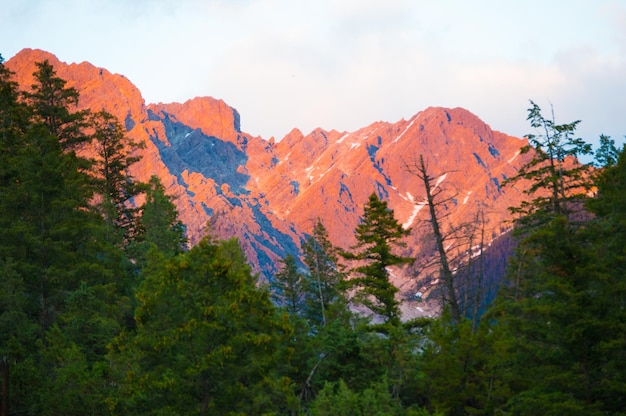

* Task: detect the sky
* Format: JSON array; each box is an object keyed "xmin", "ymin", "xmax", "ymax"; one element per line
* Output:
[{"xmin": 2, "ymin": 0, "xmax": 626, "ymax": 149}]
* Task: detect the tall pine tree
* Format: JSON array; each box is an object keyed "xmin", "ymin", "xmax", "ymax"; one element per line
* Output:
[
  {"xmin": 109, "ymin": 238, "xmax": 296, "ymax": 415},
  {"xmin": 16, "ymin": 59, "xmax": 97, "ymax": 332},
  {"xmin": 131, "ymin": 175, "xmax": 187, "ymax": 264},
  {"xmin": 342, "ymin": 193, "xmax": 412, "ymax": 325},
  {"xmin": 482, "ymin": 104, "xmax": 626, "ymax": 414},
  {"xmin": 302, "ymin": 219, "xmax": 347, "ymax": 328},
  {"xmin": 504, "ymin": 100, "xmax": 592, "ymax": 229},
  {"xmin": 89, "ymin": 110, "xmax": 143, "ymax": 246}
]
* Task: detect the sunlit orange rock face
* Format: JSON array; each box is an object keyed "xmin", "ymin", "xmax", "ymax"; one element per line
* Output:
[{"xmin": 7, "ymin": 49, "xmax": 533, "ymax": 316}]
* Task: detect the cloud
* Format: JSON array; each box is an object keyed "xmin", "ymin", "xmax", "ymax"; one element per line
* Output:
[{"xmin": 2, "ymin": 0, "xmax": 625, "ymax": 147}]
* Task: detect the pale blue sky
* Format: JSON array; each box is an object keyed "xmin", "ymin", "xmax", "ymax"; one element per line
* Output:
[{"xmin": 2, "ymin": 0, "xmax": 625, "ymax": 148}]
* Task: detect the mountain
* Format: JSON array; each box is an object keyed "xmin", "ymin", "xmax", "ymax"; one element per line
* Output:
[{"xmin": 5, "ymin": 48, "xmax": 532, "ymax": 317}]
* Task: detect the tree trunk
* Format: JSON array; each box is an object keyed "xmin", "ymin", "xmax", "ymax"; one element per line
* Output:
[{"xmin": 417, "ymin": 155, "xmax": 462, "ymax": 324}]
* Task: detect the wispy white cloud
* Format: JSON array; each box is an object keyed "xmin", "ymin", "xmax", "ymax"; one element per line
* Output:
[{"xmin": 2, "ymin": 0, "xmax": 625, "ymax": 147}]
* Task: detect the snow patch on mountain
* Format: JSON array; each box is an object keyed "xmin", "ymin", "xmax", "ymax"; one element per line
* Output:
[
  {"xmin": 434, "ymin": 173, "xmax": 448, "ymax": 188},
  {"xmin": 393, "ymin": 119, "xmax": 416, "ymax": 143},
  {"xmin": 508, "ymin": 150, "xmax": 520, "ymax": 164},
  {"xmin": 403, "ymin": 202, "xmax": 426, "ymax": 229},
  {"xmin": 336, "ymin": 133, "xmax": 350, "ymax": 143}
]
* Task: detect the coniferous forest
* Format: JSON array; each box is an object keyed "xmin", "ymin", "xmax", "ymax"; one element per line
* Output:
[{"xmin": 0, "ymin": 54, "xmax": 625, "ymax": 415}]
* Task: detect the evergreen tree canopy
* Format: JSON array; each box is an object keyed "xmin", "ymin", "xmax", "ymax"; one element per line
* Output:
[
  {"xmin": 271, "ymin": 254, "xmax": 306, "ymax": 317},
  {"xmin": 483, "ymin": 104, "xmax": 626, "ymax": 415},
  {"xmin": 89, "ymin": 110, "xmax": 143, "ymax": 245},
  {"xmin": 343, "ymin": 193, "xmax": 412, "ymax": 324},
  {"xmin": 132, "ymin": 175, "xmax": 187, "ymax": 263},
  {"xmin": 23, "ymin": 59, "xmax": 89, "ymax": 151},
  {"xmin": 6, "ymin": 59, "xmax": 99, "ymax": 333},
  {"xmin": 0, "ymin": 57, "xmax": 132, "ymax": 415},
  {"xmin": 111, "ymin": 238, "xmax": 295, "ymax": 415},
  {"xmin": 302, "ymin": 219, "xmax": 347, "ymax": 328},
  {"xmin": 504, "ymin": 100, "xmax": 593, "ymax": 230}
]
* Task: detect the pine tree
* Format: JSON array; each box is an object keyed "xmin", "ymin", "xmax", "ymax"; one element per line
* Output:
[
  {"xmin": 504, "ymin": 100, "xmax": 592, "ymax": 229},
  {"xmin": 423, "ymin": 311, "xmax": 507, "ymax": 415},
  {"xmin": 342, "ymin": 193, "xmax": 412, "ymax": 324},
  {"xmin": 593, "ymin": 134, "xmax": 620, "ymax": 168},
  {"xmin": 132, "ymin": 175, "xmax": 187, "ymax": 263},
  {"xmin": 22, "ymin": 59, "xmax": 89, "ymax": 151},
  {"xmin": 89, "ymin": 110, "xmax": 143, "ymax": 246},
  {"xmin": 0, "ymin": 54, "xmax": 28, "ymax": 182},
  {"xmin": 271, "ymin": 254, "xmax": 306, "ymax": 316},
  {"xmin": 482, "ymin": 105, "xmax": 626, "ymax": 414},
  {"xmin": 13, "ymin": 59, "xmax": 97, "ymax": 333},
  {"xmin": 0, "ymin": 54, "xmax": 29, "ymax": 256},
  {"xmin": 109, "ymin": 238, "xmax": 296, "ymax": 415},
  {"xmin": 308, "ymin": 379, "xmax": 415, "ymax": 416},
  {"xmin": 302, "ymin": 219, "xmax": 346, "ymax": 328},
  {"xmin": 0, "ymin": 57, "xmax": 130, "ymax": 415}
]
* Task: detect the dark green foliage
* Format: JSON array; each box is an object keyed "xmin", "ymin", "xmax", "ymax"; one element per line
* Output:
[
  {"xmin": 4, "ymin": 55, "xmax": 626, "ymax": 416},
  {"xmin": 89, "ymin": 110, "xmax": 143, "ymax": 245},
  {"xmin": 5, "ymin": 58, "xmax": 98, "ymax": 333},
  {"xmin": 308, "ymin": 379, "xmax": 426, "ymax": 416},
  {"xmin": 0, "ymin": 54, "xmax": 28, "ymax": 255},
  {"xmin": 110, "ymin": 238, "xmax": 296, "ymax": 415},
  {"xmin": 0, "ymin": 56, "xmax": 135, "ymax": 415},
  {"xmin": 0, "ymin": 54, "xmax": 28, "ymax": 178},
  {"xmin": 343, "ymin": 193, "xmax": 412, "ymax": 324},
  {"xmin": 594, "ymin": 133, "xmax": 620, "ymax": 168},
  {"xmin": 480, "ymin": 104, "xmax": 626, "ymax": 415},
  {"xmin": 504, "ymin": 100, "xmax": 593, "ymax": 229},
  {"xmin": 328, "ymin": 194, "xmax": 428, "ymax": 411},
  {"xmin": 22, "ymin": 59, "xmax": 89, "ymax": 150},
  {"xmin": 132, "ymin": 175, "xmax": 188, "ymax": 264},
  {"xmin": 269, "ymin": 214, "xmax": 427, "ymax": 413},
  {"xmin": 36, "ymin": 324, "xmax": 115, "ymax": 416},
  {"xmin": 419, "ymin": 103, "xmax": 626, "ymax": 416},
  {"xmin": 302, "ymin": 219, "xmax": 347, "ymax": 328},
  {"xmin": 487, "ymin": 215, "xmax": 626, "ymax": 415},
  {"xmin": 423, "ymin": 313, "xmax": 509, "ymax": 415},
  {"xmin": 271, "ymin": 254, "xmax": 306, "ymax": 316},
  {"xmin": 269, "ymin": 254, "xmax": 309, "ymax": 399}
]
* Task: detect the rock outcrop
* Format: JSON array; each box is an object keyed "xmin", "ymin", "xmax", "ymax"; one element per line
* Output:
[{"xmin": 6, "ymin": 48, "xmax": 533, "ymax": 316}]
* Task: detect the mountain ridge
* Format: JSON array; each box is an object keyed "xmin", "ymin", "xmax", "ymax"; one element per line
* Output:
[{"xmin": 6, "ymin": 48, "xmax": 532, "ymax": 317}]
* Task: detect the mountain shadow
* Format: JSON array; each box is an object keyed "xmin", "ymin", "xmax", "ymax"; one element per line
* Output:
[{"xmin": 148, "ymin": 109, "xmax": 249, "ymax": 193}]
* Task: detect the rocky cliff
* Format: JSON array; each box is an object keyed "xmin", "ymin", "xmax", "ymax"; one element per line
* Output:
[{"xmin": 6, "ymin": 48, "xmax": 532, "ymax": 316}]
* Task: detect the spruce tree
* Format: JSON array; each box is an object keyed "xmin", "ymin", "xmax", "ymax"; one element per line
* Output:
[
  {"xmin": 89, "ymin": 110, "xmax": 143, "ymax": 246},
  {"xmin": 132, "ymin": 175, "xmax": 187, "ymax": 264},
  {"xmin": 15, "ymin": 59, "xmax": 97, "ymax": 332},
  {"xmin": 0, "ymin": 57, "xmax": 129, "ymax": 415},
  {"xmin": 109, "ymin": 238, "xmax": 296, "ymax": 415},
  {"xmin": 342, "ymin": 193, "xmax": 411, "ymax": 324},
  {"xmin": 302, "ymin": 219, "xmax": 346, "ymax": 328},
  {"xmin": 482, "ymin": 105, "xmax": 626, "ymax": 414},
  {"xmin": 23, "ymin": 59, "xmax": 89, "ymax": 151},
  {"xmin": 504, "ymin": 100, "xmax": 592, "ymax": 229},
  {"xmin": 271, "ymin": 254, "xmax": 306, "ymax": 316},
  {"xmin": 0, "ymin": 54, "xmax": 29, "ymax": 257}
]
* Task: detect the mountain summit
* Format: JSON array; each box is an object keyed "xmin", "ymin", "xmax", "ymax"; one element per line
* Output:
[{"xmin": 6, "ymin": 48, "xmax": 532, "ymax": 316}]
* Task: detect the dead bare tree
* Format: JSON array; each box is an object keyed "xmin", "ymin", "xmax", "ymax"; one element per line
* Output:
[
  {"xmin": 405, "ymin": 153, "xmax": 502, "ymax": 328},
  {"xmin": 453, "ymin": 210, "xmax": 489, "ymax": 330},
  {"xmin": 405, "ymin": 154, "xmax": 464, "ymax": 324}
]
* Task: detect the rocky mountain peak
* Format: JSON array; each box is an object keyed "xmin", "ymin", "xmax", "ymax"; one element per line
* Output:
[
  {"xmin": 6, "ymin": 48, "xmax": 533, "ymax": 317},
  {"xmin": 149, "ymin": 97, "xmax": 242, "ymax": 146}
]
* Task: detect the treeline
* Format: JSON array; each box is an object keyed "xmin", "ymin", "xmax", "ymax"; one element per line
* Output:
[{"xmin": 1, "ymin": 55, "xmax": 625, "ymax": 415}]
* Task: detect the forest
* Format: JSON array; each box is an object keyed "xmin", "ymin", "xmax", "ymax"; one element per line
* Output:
[{"xmin": 0, "ymin": 54, "xmax": 625, "ymax": 415}]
